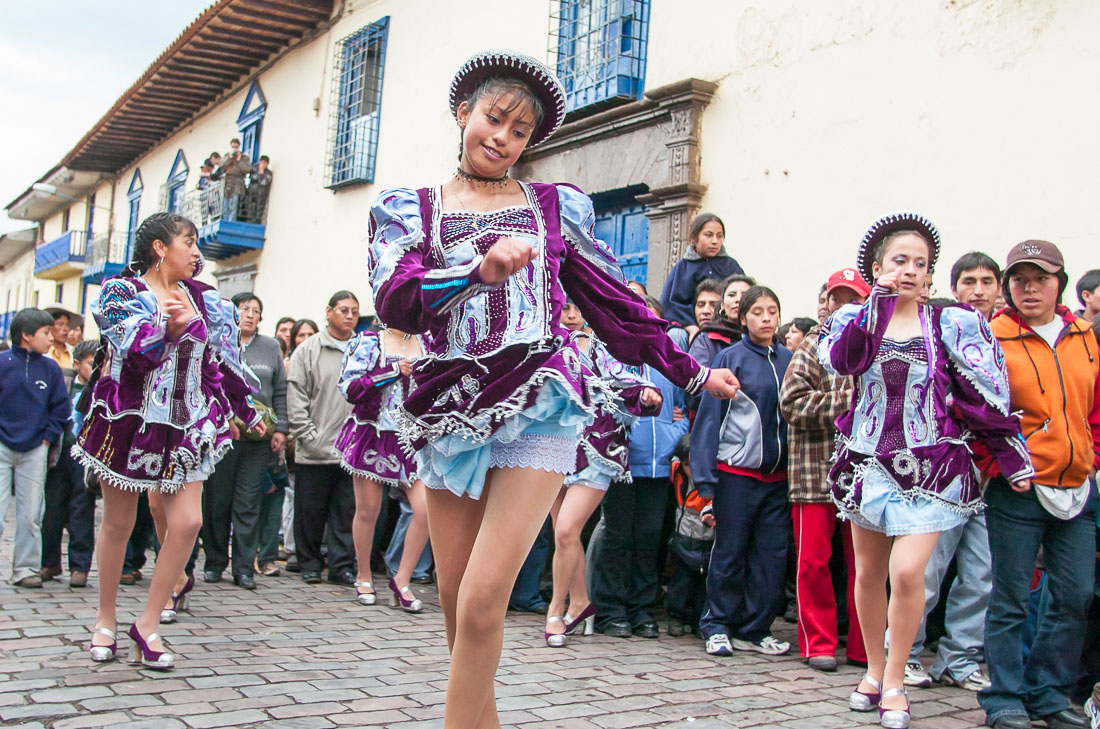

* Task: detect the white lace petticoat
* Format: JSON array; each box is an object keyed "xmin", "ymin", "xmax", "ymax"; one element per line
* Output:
[{"xmin": 488, "ymin": 433, "xmax": 578, "ymax": 474}]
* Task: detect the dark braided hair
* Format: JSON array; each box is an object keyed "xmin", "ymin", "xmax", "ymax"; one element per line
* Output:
[
  {"xmin": 79, "ymin": 212, "xmax": 199, "ymax": 415},
  {"xmin": 120, "ymin": 212, "xmax": 198, "ymax": 277}
]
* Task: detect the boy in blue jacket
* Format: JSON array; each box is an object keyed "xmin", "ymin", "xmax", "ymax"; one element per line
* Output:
[{"xmin": 0, "ymin": 309, "xmax": 72, "ymax": 587}]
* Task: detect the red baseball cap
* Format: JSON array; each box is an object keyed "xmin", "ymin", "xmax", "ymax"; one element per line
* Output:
[{"xmin": 826, "ymin": 268, "xmax": 871, "ymax": 298}]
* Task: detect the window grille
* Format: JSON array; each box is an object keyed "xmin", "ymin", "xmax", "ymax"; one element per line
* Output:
[
  {"xmin": 325, "ymin": 17, "xmax": 390, "ymax": 189},
  {"xmin": 549, "ymin": 0, "xmax": 650, "ymax": 112}
]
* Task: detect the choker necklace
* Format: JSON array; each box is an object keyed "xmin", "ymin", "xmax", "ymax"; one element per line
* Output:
[{"xmin": 454, "ymin": 167, "xmax": 510, "ymax": 190}]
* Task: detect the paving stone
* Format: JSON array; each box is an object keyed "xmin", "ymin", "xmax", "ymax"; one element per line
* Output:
[
  {"xmin": 181, "ymin": 709, "xmax": 270, "ymax": 728},
  {"xmin": 29, "ymin": 684, "xmax": 114, "ymax": 703}
]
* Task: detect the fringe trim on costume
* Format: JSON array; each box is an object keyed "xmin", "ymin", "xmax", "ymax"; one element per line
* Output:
[
  {"xmin": 395, "ymin": 366, "xmax": 616, "ymax": 456},
  {"xmin": 71, "ymin": 445, "xmax": 185, "ymax": 494},
  {"xmin": 575, "ymin": 438, "xmax": 631, "ymax": 484},
  {"xmin": 338, "ymin": 460, "xmax": 402, "ymax": 488},
  {"xmin": 846, "ymin": 457, "xmax": 985, "ymax": 517}
]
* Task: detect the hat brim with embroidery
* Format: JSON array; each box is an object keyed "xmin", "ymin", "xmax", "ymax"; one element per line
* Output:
[
  {"xmin": 449, "ymin": 50, "xmax": 567, "ymax": 148},
  {"xmin": 856, "ymin": 211, "xmax": 941, "ymax": 283}
]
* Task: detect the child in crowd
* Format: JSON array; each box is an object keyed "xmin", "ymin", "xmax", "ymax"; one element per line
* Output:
[
  {"xmin": 0, "ymin": 308, "xmax": 71, "ymax": 588},
  {"xmin": 40, "ymin": 339, "xmax": 100, "ymax": 588},
  {"xmin": 666, "ymin": 434, "xmax": 714, "ymax": 637},
  {"xmin": 660, "ymin": 213, "xmax": 744, "ymax": 327},
  {"xmin": 692, "ymin": 285, "xmax": 794, "ymax": 657},
  {"xmin": 688, "ymin": 274, "xmax": 757, "ymax": 371}
]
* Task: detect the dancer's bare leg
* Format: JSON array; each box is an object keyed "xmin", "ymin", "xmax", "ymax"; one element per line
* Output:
[
  {"xmin": 93, "ymin": 482, "xmax": 138, "ymax": 645},
  {"xmin": 882, "ymin": 532, "xmax": 940, "ymax": 710},
  {"xmin": 851, "ymin": 524, "xmax": 891, "ymax": 696},
  {"xmin": 351, "ymin": 476, "xmax": 384, "ymax": 592},
  {"xmin": 548, "ymin": 484, "xmax": 604, "ymax": 629},
  {"xmin": 134, "ymin": 482, "xmax": 203, "ymax": 651},
  {"xmin": 394, "ymin": 479, "xmax": 430, "ymax": 590},
  {"xmin": 430, "ymin": 468, "xmax": 564, "ymax": 729},
  {"xmin": 148, "ymin": 491, "xmax": 188, "ymax": 610}
]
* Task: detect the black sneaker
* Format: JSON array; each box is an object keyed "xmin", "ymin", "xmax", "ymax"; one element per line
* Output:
[{"xmin": 302, "ymin": 571, "xmax": 322, "ymax": 584}]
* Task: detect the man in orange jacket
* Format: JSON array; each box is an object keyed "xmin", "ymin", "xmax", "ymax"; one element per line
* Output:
[{"xmin": 978, "ymin": 240, "xmax": 1100, "ymax": 729}]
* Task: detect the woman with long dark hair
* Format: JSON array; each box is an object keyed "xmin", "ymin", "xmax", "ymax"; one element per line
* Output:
[{"xmin": 74, "ymin": 212, "xmax": 262, "ymax": 670}]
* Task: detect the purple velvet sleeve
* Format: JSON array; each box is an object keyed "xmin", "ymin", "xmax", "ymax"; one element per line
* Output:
[
  {"xmin": 368, "ymin": 188, "xmax": 500, "ymax": 333},
  {"xmin": 939, "ymin": 305, "xmax": 1035, "ymax": 482},
  {"xmin": 819, "ymin": 285, "xmax": 897, "ymax": 376}
]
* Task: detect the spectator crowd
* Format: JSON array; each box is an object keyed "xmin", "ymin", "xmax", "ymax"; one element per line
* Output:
[{"xmin": 1, "ymin": 209, "xmax": 1099, "ymax": 729}]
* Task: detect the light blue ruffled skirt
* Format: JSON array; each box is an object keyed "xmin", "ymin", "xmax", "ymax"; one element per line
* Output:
[
  {"xmin": 840, "ymin": 468, "xmax": 969, "ymax": 537},
  {"xmin": 415, "ymin": 378, "xmax": 585, "ymax": 499}
]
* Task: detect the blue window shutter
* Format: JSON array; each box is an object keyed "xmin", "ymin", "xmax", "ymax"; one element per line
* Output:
[
  {"xmin": 552, "ymin": 0, "xmax": 649, "ymax": 112},
  {"xmin": 326, "ymin": 17, "xmax": 390, "ymax": 189},
  {"xmin": 595, "ymin": 202, "xmax": 650, "ymax": 286},
  {"xmin": 237, "ymin": 81, "xmax": 268, "ymax": 162}
]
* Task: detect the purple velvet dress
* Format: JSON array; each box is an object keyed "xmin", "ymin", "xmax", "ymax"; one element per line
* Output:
[
  {"xmin": 368, "ymin": 182, "xmax": 708, "ymax": 498},
  {"xmin": 334, "ymin": 330, "xmax": 421, "ymax": 486},
  {"xmin": 564, "ymin": 333, "xmax": 657, "ymax": 491},
  {"xmin": 73, "ymin": 277, "xmax": 260, "ymax": 493},
  {"xmin": 819, "ymin": 285, "xmax": 1034, "ymax": 535}
]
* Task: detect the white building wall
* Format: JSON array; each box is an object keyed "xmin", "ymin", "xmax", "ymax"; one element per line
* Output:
[
  {"xmin": 91, "ymin": 0, "xmax": 1098, "ymax": 327},
  {"xmin": 648, "ymin": 0, "xmax": 1100, "ymax": 316}
]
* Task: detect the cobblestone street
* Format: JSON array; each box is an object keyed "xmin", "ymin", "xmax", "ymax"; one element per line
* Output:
[{"xmin": 0, "ymin": 524, "xmax": 987, "ymax": 729}]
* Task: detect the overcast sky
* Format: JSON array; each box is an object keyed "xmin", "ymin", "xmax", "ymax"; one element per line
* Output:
[{"xmin": 0, "ymin": 1, "xmax": 213, "ymax": 235}]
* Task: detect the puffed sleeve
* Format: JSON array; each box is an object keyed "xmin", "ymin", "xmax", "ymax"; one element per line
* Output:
[
  {"xmin": 939, "ymin": 305, "xmax": 1034, "ymax": 482},
  {"xmin": 556, "ymin": 184, "xmax": 709, "ymax": 396},
  {"xmin": 338, "ymin": 331, "xmax": 402, "ymax": 404},
  {"xmin": 369, "ymin": 188, "xmax": 500, "ymax": 333},
  {"xmin": 818, "ymin": 285, "xmax": 896, "ymax": 377},
  {"xmin": 94, "ymin": 278, "xmax": 168, "ymax": 379},
  {"xmin": 202, "ymin": 291, "xmax": 261, "ymax": 427}
]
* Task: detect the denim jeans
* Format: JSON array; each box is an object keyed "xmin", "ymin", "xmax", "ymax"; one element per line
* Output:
[
  {"xmin": 383, "ymin": 498, "xmax": 432, "ymax": 580},
  {"xmin": 0, "ymin": 442, "xmax": 48, "ymax": 582},
  {"xmin": 979, "ymin": 477, "xmax": 1098, "ymax": 723},
  {"xmin": 123, "ymin": 492, "xmax": 153, "ymax": 574},
  {"xmin": 510, "ymin": 517, "xmax": 551, "ymax": 611},
  {"xmin": 909, "ymin": 512, "xmax": 992, "ymax": 681}
]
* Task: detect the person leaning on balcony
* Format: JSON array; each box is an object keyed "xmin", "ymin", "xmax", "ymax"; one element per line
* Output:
[
  {"xmin": 977, "ymin": 240, "xmax": 1099, "ymax": 729},
  {"xmin": 215, "ymin": 138, "xmax": 252, "ymax": 221},
  {"xmin": 244, "ymin": 155, "xmax": 272, "ymax": 223}
]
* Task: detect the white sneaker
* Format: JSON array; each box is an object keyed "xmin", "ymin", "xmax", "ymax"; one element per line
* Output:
[
  {"xmin": 1084, "ymin": 696, "xmax": 1099, "ymax": 729},
  {"xmin": 705, "ymin": 634, "xmax": 733, "ymax": 656},
  {"xmin": 903, "ymin": 661, "xmax": 933, "ymax": 688},
  {"xmin": 731, "ymin": 635, "xmax": 791, "ymax": 656},
  {"xmin": 938, "ymin": 668, "xmax": 991, "ymax": 691}
]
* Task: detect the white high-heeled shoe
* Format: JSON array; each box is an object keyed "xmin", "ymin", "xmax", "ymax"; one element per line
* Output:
[
  {"xmin": 89, "ymin": 626, "xmax": 117, "ymax": 663},
  {"xmin": 355, "ymin": 581, "xmax": 376, "ymax": 606},
  {"xmin": 544, "ymin": 616, "xmax": 567, "ymax": 648}
]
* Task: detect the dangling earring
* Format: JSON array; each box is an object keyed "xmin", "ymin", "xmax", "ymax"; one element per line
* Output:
[{"xmin": 155, "ymin": 256, "xmax": 162, "ymax": 272}]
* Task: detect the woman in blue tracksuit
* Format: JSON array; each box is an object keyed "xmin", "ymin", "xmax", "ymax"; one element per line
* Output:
[{"xmin": 691, "ymin": 285, "xmax": 793, "ymax": 657}]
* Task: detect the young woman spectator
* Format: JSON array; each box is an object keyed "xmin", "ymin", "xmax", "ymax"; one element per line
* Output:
[
  {"xmin": 289, "ymin": 319, "xmax": 318, "ymax": 356},
  {"xmin": 660, "ymin": 213, "xmax": 744, "ymax": 327},
  {"xmin": 692, "ymin": 285, "xmax": 793, "ymax": 657},
  {"xmin": 819, "ymin": 213, "xmax": 1032, "ymax": 728},
  {"xmin": 979, "ymin": 241, "xmax": 1099, "ymax": 729},
  {"xmin": 366, "ymin": 50, "xmax": 738, "ymax": 727},
  {"xmin": 274, "ymin": 316, "xmax": 295, "ymax": 352},
  {"xmin": 688, "ymin": 274, "xmax": 757, "ymax": 371},
  {"xmin": 335, "ymin": 327, "xmax": 430, "ymax": 612},
  {"xmin": 74, "ymin": 213, "xmax": 262, "ymax": 670}
]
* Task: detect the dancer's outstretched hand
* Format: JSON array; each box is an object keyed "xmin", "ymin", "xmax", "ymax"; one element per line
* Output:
[
  {"xmin": 479, "ymin": 237, "xmax": 539, "ymax": 285},
  {"xmin": 702, "ymin": 368, "xmax": 740, "ymax": 399},
  {"xmin": 640, "ymin": 387, "xmax": 662, "ymax": 409},
  {"xmin": 1011, "ymin": 478, "xmax": 1032, "ymax": 493}
]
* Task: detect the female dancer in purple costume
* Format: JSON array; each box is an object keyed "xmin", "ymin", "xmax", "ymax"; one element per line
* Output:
[
  {"xmin": 545, "ymin": 318, "xmax": 660, "ymax": 647},
  {"xmin": 367, "ymin": 51, "xmax": 740, "ymax": 728},
  {"xmin": 74, "ymin": 213, "xmax": 263, "ymax": 670},
  {"xmin": 819, "ymin": 212, "xmax": 1033, "ymax": 728},
  {"xmin": 335, "ymin": 327, "xmax": 429, "ymax": 611}
]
